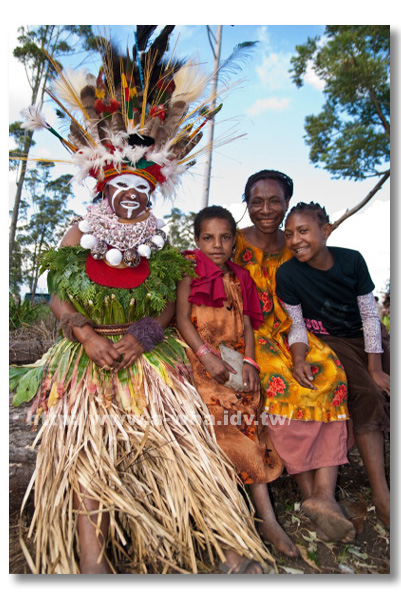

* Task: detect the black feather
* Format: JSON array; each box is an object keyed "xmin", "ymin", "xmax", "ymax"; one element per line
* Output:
[
  {"xmin": 148, "ymin": 25, "xmax": 175, "ymax": 60},
  {"xmin": 136, "ymin": 26, "xmax": 157, "ymax": 51}
]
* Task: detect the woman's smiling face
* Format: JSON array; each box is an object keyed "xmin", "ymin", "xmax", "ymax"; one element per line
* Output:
[
  {"xmin": 247, "ymin": 178, "xmax": 289, "ymax": 234},
  {"xmin": 106, "ymin": 174, "xmax": 152, "ymax": 220}
]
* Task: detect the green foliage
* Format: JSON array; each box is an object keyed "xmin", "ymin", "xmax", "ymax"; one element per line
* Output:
[
  {"xmin": 164, "ymin": 208, "xmax": 196, "ymax": 251},
  {"xmin": 9, "ymin": 25, "xmax": 100, "ymax": 265},
  {"xmin": 11, "ymin": 162, "xmax": 74, "ymax": 296},
  {"xmin": 11, "ymin": 367, "xmax": 45, "ymax": 407},
  {"xmin": 290, "ymin": 25, "xmax": 390, "ymax": 180},
  {"xmin": 9, "ymin": 294, "xmax": 50, "ymax": 330},
  {"xmin": 9, "ymin": 237, "xmax": 25, "ymax": 295},
  {"xmin": 9, "ymin": 122, "xmax": 36, "ymax": 171},
  {"xmin": 40, "ymin": 244, "xmax": 195, "ymax": 323},
  {"xmin": 13, "ymin": 26, "xmax": 99, "ymax": 83}
]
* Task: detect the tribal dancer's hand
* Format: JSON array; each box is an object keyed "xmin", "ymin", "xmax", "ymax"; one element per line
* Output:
[{"xmin": 113, "ymin": 334, "xmax": 145, "ymax": 370}]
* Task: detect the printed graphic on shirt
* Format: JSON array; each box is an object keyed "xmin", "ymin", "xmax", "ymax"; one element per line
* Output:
[{"xmin": 304, "ymin": 318, "xmax": 329, "ymax": 335}]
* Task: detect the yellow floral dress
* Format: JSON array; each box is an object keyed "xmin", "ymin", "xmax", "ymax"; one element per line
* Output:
[{"xmin": 234, "ymin": 230, "xmax": 348, "ymax": 423}]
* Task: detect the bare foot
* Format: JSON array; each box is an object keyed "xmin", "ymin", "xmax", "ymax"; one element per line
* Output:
[
  {"xmin": 221, "ymin": 550, "xmax": 266, "ymax": 574},
  {"xmin": 302, "ymin": 496, "xmax": 355, "ymax": 543},
  {"xmin": 259, "ymin": 519, "xmax": 299, "ymax": 558}
]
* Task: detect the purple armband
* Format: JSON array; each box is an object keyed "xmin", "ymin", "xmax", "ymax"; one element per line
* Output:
[{"xmin": 126, "ymin": 317, "xmax": 165, "ymax": 352}]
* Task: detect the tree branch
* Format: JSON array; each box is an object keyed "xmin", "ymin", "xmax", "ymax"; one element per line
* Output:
[
  {"xmin": 331, "ymin": 170, "xmax": 390, "ymax": 230},
  {"xmin": 369, "ymin": 88, "xmax": 390, "ymax": 139}
]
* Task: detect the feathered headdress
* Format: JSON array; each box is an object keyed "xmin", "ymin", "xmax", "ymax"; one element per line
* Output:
[{"xmin": 20, "ymin": 26, "xmax": 228, "ymax": 200}]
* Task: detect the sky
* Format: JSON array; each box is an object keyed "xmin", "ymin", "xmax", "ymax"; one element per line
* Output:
[{"xmin": 8, "ymin": 21, "xmax": 391, "ymax": 298}]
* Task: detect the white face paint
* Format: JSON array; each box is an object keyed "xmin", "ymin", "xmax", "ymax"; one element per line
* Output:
[{"xmin": 108, "ymin": 174, "xmax": 152, "ymax": 219}]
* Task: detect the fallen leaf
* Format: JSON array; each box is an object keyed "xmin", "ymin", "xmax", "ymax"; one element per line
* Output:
[
  {"xmin": 301, "ymin": 531, "xmax": 318, "ymax": 543},
  {"xmin": 281, "ymin": 566, "xmax": 305, "ymax": 575},
  {"xmin": 374, "ymin": 522, "xmax": 388, "ymax": 536},
  {"xmin": 297, "ymin": 544, "xmax": 321, "ymax": 572},
  {"xmin": 348, "ymin": 546, "xmax": 369, "ymax": 560}
]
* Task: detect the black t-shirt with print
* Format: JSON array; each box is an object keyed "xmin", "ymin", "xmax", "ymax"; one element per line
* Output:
[{"xmin": 275, "ymin": 247, "xmax": 375, "ymax": 338}]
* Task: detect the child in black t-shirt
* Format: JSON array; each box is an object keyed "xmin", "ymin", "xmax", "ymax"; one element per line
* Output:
[{"xmin": 276, "ymin": 201, "xmax": 390, "ymax": 527}]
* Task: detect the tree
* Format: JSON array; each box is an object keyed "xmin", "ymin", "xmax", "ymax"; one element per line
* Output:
[
  {"xmin": 163, "ymin": 208, "xmax": 197, "ymax": 251},
  {"xmin": 290, "ymin": 26, "xmax": 390, "ymax": 229},
  {"xmin": 9, "ymin": 25, "xmax": 98, "ymax": 263},
  {"xmin": 12, "ymin": 162, "xmax": 74, "ymax": 301}
]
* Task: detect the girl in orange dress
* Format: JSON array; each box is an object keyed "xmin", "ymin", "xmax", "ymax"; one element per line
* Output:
[{"xmin": 176, "ymin": 205, "xmax": 299, "ymax": 560}]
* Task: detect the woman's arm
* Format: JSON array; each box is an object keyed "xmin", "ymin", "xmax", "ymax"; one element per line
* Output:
[
  {"xmin": 113, "ymin": 301, "xmax": 176, "ymax": 369},
  {"xmin": 51, "ymin": 225, "xmax": 122, "ymax": 370},
  {"xmin": 283, "ymin": 302, "xmax": 316, "ymax": 390},
  {"xmin": 176, "ymin": 276, "xmax": 236, "ymax": 385}
]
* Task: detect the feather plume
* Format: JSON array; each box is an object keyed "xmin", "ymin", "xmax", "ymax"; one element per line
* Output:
[
  {"xmin": 146, "ymin": 26, "xmax": 175, "ymax": 63},
  {"xmin": 154, "ymin": 101, "xmax": 187, "ymax": 149},
  {"xmin": 136, "ymin": 26, "xmax": 157, "ymax": 51},
  {"xmin": 20, "ymin": 105, "xmax": 49, "ymax": 131},
  {"xmin": 69, "ymin": 122, "xmax": 91, "ymax": 149},
  {"xmin": 52, "ymin": 68, "xmax": 94, "ymax": 113},
  {"xmin": 216, "ymin": 41, "xmax": 259, "ymax": 85},
  {"xmin": 172, "ymin": 60, "xmax": 209, "ymax": 105}
]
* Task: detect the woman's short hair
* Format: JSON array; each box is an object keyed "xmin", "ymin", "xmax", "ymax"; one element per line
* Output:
[{"xmin": 243, "ymin": 169, "xmax": 294, "ymax": 204}]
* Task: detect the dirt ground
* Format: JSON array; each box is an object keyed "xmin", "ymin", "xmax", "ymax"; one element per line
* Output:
[
  {"xmin": 9, "ymin": 439, "xmax": 390, "ymax": 575},
  {"xmin": 266, "ymin": 441, "xmax": 390, "ymax": 575}
]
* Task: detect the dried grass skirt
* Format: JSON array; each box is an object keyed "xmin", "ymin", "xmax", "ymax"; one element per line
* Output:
[{"xmin": 15, "ymin": 337, "xmax": 272, "ymax": 574}]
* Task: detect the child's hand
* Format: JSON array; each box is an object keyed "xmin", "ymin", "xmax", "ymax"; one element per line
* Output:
[
  {"xmin": 242, "ymin": 363, "xmax": 260, "ymax": 393},
  {"xmin": 369, "ymin": 369, "xmax": 390, "ymax": 395},
  {"xmin": 113, "ymin": 333, "xmax": 145, "ymax": 370},
  {"xmin": 292, "ymin": 358, "xmax": 317, "ymax": 390},
  {"xmin": 200, "ymin": 353, "xmax": 236, "ymax": 385}
]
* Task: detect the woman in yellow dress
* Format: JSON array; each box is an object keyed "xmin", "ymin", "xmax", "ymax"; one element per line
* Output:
[{"xmin": 234, "ymin": 170, "xmax": 354, "ymax": 544}]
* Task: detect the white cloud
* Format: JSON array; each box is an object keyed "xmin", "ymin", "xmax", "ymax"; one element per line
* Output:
[
  {"xmin": 303, "ymin": 62, "xmax": 325, "ymax": 91},
  {"xmin": 246, "ymin": 97, "xmax": 290, "ymax": 116},
  {"xmin": 256, "ymin": 51, "xmax": 293, "ymax": 90},
  {"xmin": 329, "ymin": 200, "xmax": 390, "ymax": 295},
  {"xmin": 256, "ymin": 26, "xmax": 270, "ymax": 44}
]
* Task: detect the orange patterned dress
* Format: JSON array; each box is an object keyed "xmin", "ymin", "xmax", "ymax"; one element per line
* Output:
[
  {"xmin": 234, "ymin": 230, "xmax": 349, "ymax": 423},
  {"xmin": 186, "ymin": 269, "xmax": 282, "ymax": 484}
]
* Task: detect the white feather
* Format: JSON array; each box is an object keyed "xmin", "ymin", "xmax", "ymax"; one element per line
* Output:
[
  {"xmin": 20, "ymin": 105, "xmax": 49, "ymax": 131},
  {"xmin": 172, "ymin": 60, "xmax": 209, "ymax": 105},
  {"xmin": 52, "ymin": 68, "xmax": 93, "ymax": 113}
]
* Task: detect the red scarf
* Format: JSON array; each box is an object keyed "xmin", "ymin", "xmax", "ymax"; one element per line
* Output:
[{"xmin": 186, "ymin": 249, "xmax": 264, "ymax": 330}]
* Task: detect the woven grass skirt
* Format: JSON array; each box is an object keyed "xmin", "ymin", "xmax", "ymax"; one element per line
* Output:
[{"xmin": 12, "ymin": 335, "xmax": 272, "ymax": 574}]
